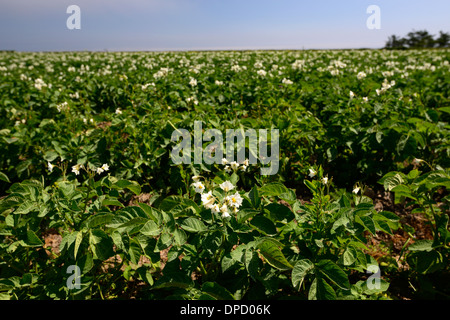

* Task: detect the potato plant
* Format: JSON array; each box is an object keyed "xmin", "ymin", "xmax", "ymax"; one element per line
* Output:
[{"xmin": 0, "ymin": 49, "xmax": 449, "ymax": 300}]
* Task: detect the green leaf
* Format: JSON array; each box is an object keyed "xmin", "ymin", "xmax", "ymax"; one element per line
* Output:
[
  {"xmin": 14, "ymin": 201, "xmax": 38, "ymax": 215},
  {"xmin": 413, "ymin": 250, "xmax": 444, "ymax": 274},
  {"xmin": 22, "ymin": 230, "xmax": 44, "ymax": 247},
  {"xmin": 355, "ymin": 215, "xmax": 376, "ymax": 235},
  {"xmin": 257, "ymin": 238, "xmax": 293, "ymax": 271},
  {"xmin": 342, "ymin": 246, "xmax": 358, "ymax": 266},
  {"xmin": 136, "ymin": 266, "xmax": 154, "ymax": 286},
  {"xmin": 128, "ymin": 239, "xmax": 142, "ymax": 265},
  {"xmin": 259, "ymin": 182, "xmax": 290, "ymax": 198},
  {"xmin": 408, "ymin": 239, "xmax": 433, "ymax": 252},
  {"xmin": 249, "ymin": 215, "xmax": 277, "ymax": 235},
  {"xmin": 361, "ymin": 278, "xmax": 390, "ymax": 295},
  {"xmin": 265, "ymin": 203, "xmax": 294, "ymax": 223},
  {"xmin": 201, "ymin": 282, "xmax": 235, "ymax": 300},
  {"xmin": 180, "ymin": 217, "xmax": 207, "ymax": 233},
  {"xmin": 0, "ymin": 172, "xmax": 10, "ymax": 183},
  {"xmin": 391, "ymin": 184, "xmax": 416, "ymax": 203},
  {"xmin": 315, "ymin": 259, "xmax": 350, "ymax": 290},
  {"xmin": 89, "ymin": 229, "xmax": 114, "ymax": 261},
  {"xmin": 76, "ymin": 253, "xmax": 94, "ymax": 275},
  {"xmin": 438, "ymin": 106, "xmax": 450, "ymax": 114},
  {"xmin": 292, "ymin": 259, "xmax": 314, "ymax": 290},
  {"xmin": 82, "ymin": 213, "xmax": 113, "ymax": 229},
  {"xmin": 138, "ymin": 203, "xmax": 163, "ymax": 223},
  {"xmin": 374, "ymin": 219, "xmax": 393, "ymax": 235},
  {"xmin": 152, "ymin": 273, "xmax": 193, "ymax": 290},
  {"xmin": 113, "ymin": 180, "xmax": 141, "ymax": 195},
  {"xmin": 303, "ymin": 179, "xmax": 317, "ymax": 193},
  {"xmin": 173, "ymin": 228, "xmax": 187, "ymax": 246},
  {"xmin": 308, "ymin": 277, "xmax": 336, "ymax": 300},
  {"xmin": 244, "ymin": 249, "xmax": 260, "ymax": 281},
  {"xmin": 155, "ymin": 231, "xmax": 173, "ymax": 251},
  {"xmin": 158, "ymin": 195, "xmax": 200, "ymax": 216},
  {"xmin": 433, "ymin": 214, "xmax": 448, "ymax": 247},
  {"xmin": 102, "ymin": 198, "xmax": 124, "ymax": 208},
  {"xmin": 376, "ymin": 211, "xmax": 400, "ymax": 222},
  {"xmin": 236, "ymin": 208, "xmax": 260, "ymax": 224},
  {"xmin": 74, "ymin": 231, "xmax": 84, "ymax": 259},
  {"xmin": 117, "ymin": 217, "xmax": 148, "ymax": 234},
  {"xmin": 248, "ymin": 186, "xmax": 261, "ymax": 209},
  {"xmin": 379, "ymin": 173, "xmax": 405, "ymax": 191},
  {"xmin": 140, "ymin": 220, "xmax": 161, "ymax": 237}
]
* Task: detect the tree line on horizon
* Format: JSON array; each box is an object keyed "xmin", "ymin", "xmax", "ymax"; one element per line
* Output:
[{"xmin": 385, "ymin": 30, "xmax": 450, "ymax": 49}]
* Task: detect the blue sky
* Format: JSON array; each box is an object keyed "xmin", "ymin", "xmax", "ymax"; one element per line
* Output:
[{"xmin": 1, "ymin": 0, "xmax": 450, "ymax": 51}]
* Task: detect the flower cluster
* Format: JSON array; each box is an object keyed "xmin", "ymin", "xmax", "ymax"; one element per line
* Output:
[
  {"xmin": 46, "ymin": 161, "xmax": 110, "ymax": 177},
  {"xmin": 376, "ymin": 79, "xmax": 395, "ymax": 95},
  {"xmin": 222, "ymin": 158, "xmax": 249, "ymax": 173},
  {"xmin": 34, "ymin": 78, "xmax": 50, "ymax": 90},
  {"xmin": 191, "ymin": 176, "xmax": 243, "ymax": 218}
]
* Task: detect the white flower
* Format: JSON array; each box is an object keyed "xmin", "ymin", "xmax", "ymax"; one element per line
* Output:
[
  {"xmin": 192, "ymin": 175, "xmax": 201, "ymax": 182},
  {"xmin": 254, "ymin": 61, "xmax": 263, "ymax": 69},
  {"xmin": 69, "ymin": 92, "xmax": 79, "ymax": 99},
  {"xmin": 231, "ymin": 65, "xmax": 242, "ymax": 72},
  {"xmin": 363, "ymin": 97, "xmax": 368, "ymax": 103},
  {"xmin": 221, "ymin": 211, "xmax": 231, "ymax": 218},
  {"xmin": 350, "ymin": 91, "xmax": 355, "ymax": 99},
  {"xmin": 219, "ymin": 181, "xmax": 234, "ymax": 192},
  {"xmin": 292, "ymin": 60, "xmax": 305, "ymax": 70},
  {"xmin": 201, "ymin": 191, "xmax": 215, "ymax": 209},
  {"xmin": 115, "ymin": 108, "xmax": 122, "ymax": 115},
  {"xmin": 322, "ymin": 176, "xmax": 328, "ymax": 185},
  {"xmin": 357, "ymin": 71, "xmax": 367, "ymax": 80},
  {"xmin": 220, "ymin": 204, "xmax": 230, "ymax": 218},
  {"xmin": 352, "ymin": 187, "xmax": 360, "ymax": 194},
  {"xmin": 34, "ymin": 78, "xmax": 47, "ymax": 90},
  {"xmin": 48, "ymin": 162, "xmax": 54, "ymax": 172},
  {"xmin": 56, "ymin": 102, "xmax": 68, "ymax": 112},
  {"xmin": 72, "ymin": 164, "xmax": 81, "ymax": 175},
  {"xmin": 257, "ymin": 69, "xmax": 267, "ymax": 77},
  {"xmin": 282, "ymin": 78, "xmax": 293, "ymax": 85},
  {"xmin": 308, "ymin": 168, "xmax": 317, "ymax": 178},
  {"xmin": 230, "ymin": 161, "xmax": 239, "ymax": 171},
  {"xmin": 189, "ymin": 77, "xmax": 197, "ymax": 87},
  {"xmin": 226, "ymin": 192, "xmax": 243, "ymax": 208},
  {"xmin": 215, "ymin": 80, "xmax": 224, "ymax": 86},
  {"xmin": 96, "ymin": 163, "xmax": 109, "ymax": 174},
  {"xmin": 141, "ymin": 83, "xmax": 155, "ymax": 90},
  {"xmin": 210, "ymin": 204, "xmax": 221, "ymax": 214},
  {"xmin": 221, "ymin": 158, "xmax": 228, "ymax": 165},
  {"xmin": 192, "ymin": 181, "xmax": 205, "ymax": 194},
  {"xmin": 186, "ymin": 96, "xmax": 198, "ymax": 105}
]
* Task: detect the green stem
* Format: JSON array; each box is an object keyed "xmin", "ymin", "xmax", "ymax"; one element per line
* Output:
[{"xmin": 199, "ymin": 260, "xmax": 208, "ymax": 278}]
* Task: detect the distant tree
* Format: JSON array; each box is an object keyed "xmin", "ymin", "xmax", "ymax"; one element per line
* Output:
[
  {"xmin": 384, "ymin": 29, "xmax": 449, "ymax": 49},
  {"xmin": 435, "ymin": 31, "xmax": 450, "ymax": 48},
  {"xmin": 385, "ymin": 35, "xmax": 406, "ymax": 49},
  {"xmin": 405, "ymin": 30, "xmax": 435, "ymax": 48}
]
